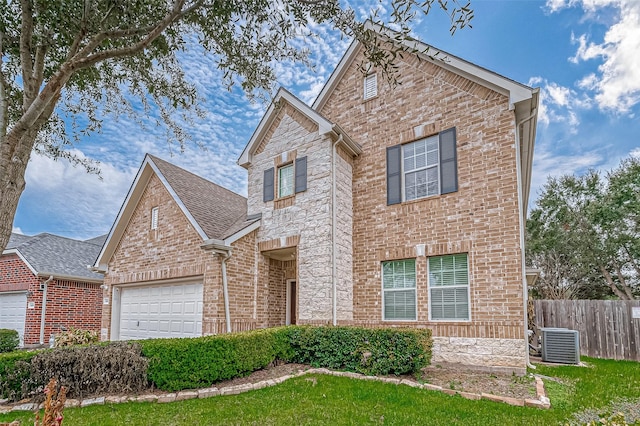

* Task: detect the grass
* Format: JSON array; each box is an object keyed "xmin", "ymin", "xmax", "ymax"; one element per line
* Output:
[{"xmin": 1, "ymin": 357, "xmax": 638, "ymax": 425}]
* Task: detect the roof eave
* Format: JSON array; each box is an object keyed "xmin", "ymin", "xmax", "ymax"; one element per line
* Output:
[{"xmin": 36, "ymin": 272, "xmax": 103, "ymax": 284}]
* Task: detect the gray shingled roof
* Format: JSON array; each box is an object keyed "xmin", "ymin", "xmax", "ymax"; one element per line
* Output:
[
  {"xmin": 5, "ymin": 233, "xmax": 104, "ymax": 282},
  {"xmin": 149, "ymin": 155, "xmax": 254, "ymax": 240}
]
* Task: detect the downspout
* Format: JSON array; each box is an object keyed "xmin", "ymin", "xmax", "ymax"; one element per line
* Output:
[
  {"xmin": 332, "ymin": 135, "xmax": 343, "ymax": 326},
  {"xmin": 201, "ymin": 240, "xmax": 233, "ymax": 334},
  {"xmin": 515, "ymin": 108, "xmax": 537, "ymax": 369},
  {"xmin": 40, "ymin": 275, "xmax": 53, "ymax": 345},
  {"xmin": 221, "ymin": 252, "xmax": 232, "ymax": 334}
]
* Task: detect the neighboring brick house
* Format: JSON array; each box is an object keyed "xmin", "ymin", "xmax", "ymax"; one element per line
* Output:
[
  {"xmin": 0, "ymin": 233, "xmax": 104, "ymax": 346},
  {"xmin": 98, "ymin": 27, "xmax": 539, "ymax": 372}
]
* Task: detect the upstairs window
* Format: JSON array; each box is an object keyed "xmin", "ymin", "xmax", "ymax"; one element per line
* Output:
[
  {"xmin": 263, "ymin": 156, "xmax": 307, "ymax": 202},
  {"xmin": 150, "ymin": 207, "xmax": 159, "ymax": 230},
  {"xmin": 364, "ymin": 73, "xmax": 377, "ymax": 100},
  {"xmin": 278, "ymin": 163, "xmax": 294, "ymax": 198},
  {"xmin": 386, "ymin": 127, "xmax": 458, "ymax": 205},
  {"xmin": 404, "ymin": 135, "xmax": 440, "ymax": 201}
]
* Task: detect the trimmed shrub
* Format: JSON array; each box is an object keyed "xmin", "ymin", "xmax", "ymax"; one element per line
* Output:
[
  {"xmin": 0, "ymin": 350, "xmax": 38, "ymax": 400},
  {"xmin": 284, "ymin": 326, "xmax": 432, "ymax": 376},
  {"xmin": 0, "ymin": 329, "xmax": 20, "ymax": 353},
  {"xmin": 53, "ymin": 328, "xmax": 99, "ymax": 347},
  {"xmin": 141, "ymin": 327, "xmax": 290, "ymax": 391},
  {"xmin": 28, "ymin": 342, "xmax": 148, "ymax": 400}
]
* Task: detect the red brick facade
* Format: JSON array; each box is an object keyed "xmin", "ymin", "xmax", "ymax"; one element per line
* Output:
[{"xmin": 0, "ymin": 254, "xmax": 102, "ymax": 346}]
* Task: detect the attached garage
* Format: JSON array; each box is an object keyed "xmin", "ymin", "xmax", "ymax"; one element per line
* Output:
[
  {"xmin": 114, "ymin": 282, "xmax": 203, "ymax": 340},
  {"xmin": 0, "ymin": 292, "xmax": 27, "ymax": 345}
]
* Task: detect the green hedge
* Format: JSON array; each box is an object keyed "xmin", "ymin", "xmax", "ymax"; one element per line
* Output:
[
  {"xmin": 0, "ymin": 350, "xmax": 38, "ymax": 400},
  {"xmin": 140, "ymin": 327, "xmax": 291, "ymax": 391},
  {"xmin": 0, "ymin": 329, "xmax": 19, "ymax": 353},
  {"xmin": 0, "ymin": 326, "xmax": 433, "ymax": 398},
  {"xmin": 283, "ymin": 326, "xmax": 432, "ymax": 376}
]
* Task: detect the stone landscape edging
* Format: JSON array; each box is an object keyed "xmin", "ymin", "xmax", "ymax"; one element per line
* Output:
[{"xmin": 0, "ymin": 368, "xmax": 551, "ymax": 414}]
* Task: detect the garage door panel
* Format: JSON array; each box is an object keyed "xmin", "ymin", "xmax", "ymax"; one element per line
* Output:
[
  {"xmin": 118, "ymin": 282, "xmax": 202, "ymax": 340},
  {"xmin": 0, "ymin": 293, "xmax": 27, "ymax": 345}
]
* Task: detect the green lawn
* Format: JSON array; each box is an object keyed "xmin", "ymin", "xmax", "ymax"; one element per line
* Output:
[{"xmin": 1, "ymin": 357, "xmax": 638, "ymax": 425}]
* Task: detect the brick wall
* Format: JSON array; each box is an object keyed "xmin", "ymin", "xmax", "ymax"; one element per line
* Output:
[
  {"xmin": 102, "ymin": 173, "xmax": 220, "ymax": 338},
  {"xmin": 24, "ymin": 278, "xmax": 102, "ymax": 345},
  {"xmin": 318, "ymin": 46, "xmax": 526, "ymax": 368},
  {"xmin": 1, "ymin": 254, "xmax": 102, "ymax": 345}
]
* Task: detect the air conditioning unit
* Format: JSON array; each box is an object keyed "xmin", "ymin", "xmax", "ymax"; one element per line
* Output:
[{"xmin": 541, "ymin": 328, "xmax": 580, "ymax": 364}]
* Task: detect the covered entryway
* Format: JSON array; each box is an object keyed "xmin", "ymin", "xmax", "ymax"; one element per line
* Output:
[
  {"xmin": 115, "ymin": 282, "xmax": 203, "ymax": 340},
  {"xmin": 0, "ymin": 292, "xmax": 27, "ymax": 345},
  {"xmin": 262, "ymin": 246, "xmax": 297, "ymax": 327}
]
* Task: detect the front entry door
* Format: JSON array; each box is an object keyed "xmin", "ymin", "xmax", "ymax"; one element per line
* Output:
[{"xmin": 287, "ymin": 279, "xmax": 296, "ymax": 325}]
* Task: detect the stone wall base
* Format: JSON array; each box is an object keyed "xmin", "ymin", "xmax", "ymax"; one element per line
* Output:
[{"xmin": 432, "ymin": 337, "xmax": 527, "ymax": 375}]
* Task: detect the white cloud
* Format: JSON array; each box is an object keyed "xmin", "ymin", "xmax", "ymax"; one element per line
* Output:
[
  {"xmin": 549, "ymin": 0, "xmax": 640, "ymax": 113},
  {"xmin": 529, "ymin": 77, "xmax": 591, "ymax": 133},
  {"xmin": 630, "ymin": 147, "xmax": 640, "ymax": 159},
  {"xmin": 12, "ymin": 227, "xmax": 23, "ymax": 235},
  {"xmin": 22, "ymin": 151, "xmax": 136, "ymax": 239}
]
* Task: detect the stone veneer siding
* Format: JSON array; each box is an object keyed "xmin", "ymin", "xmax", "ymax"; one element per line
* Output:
[
  {"xmin": 318, "ymin": 46, "xmax": 527, "ymax": 369},
  {"xmin": 247, "ymin": 105, "xmax": 354, "ymax": 323}
]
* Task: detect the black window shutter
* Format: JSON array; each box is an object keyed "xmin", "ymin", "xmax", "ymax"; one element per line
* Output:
[
  {"xmin": 263, "ymin": 167, "xmax": 274, "ymax": 202},
  {"xmin": 387, "ymin": 145, "xmax": 402, "ymax": 205},
  {"xmin": 439, "ymin": 127, "xmax": 458, "ymax": 194},
  {"xmin": 295, "ymin": 156, "xmax": 307, "ymax": 193}
]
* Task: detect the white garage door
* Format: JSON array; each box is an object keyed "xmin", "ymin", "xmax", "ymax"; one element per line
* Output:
[
  {"xmin": 118, "ymin": 282, "xmax": 203, "ymax": 340},
  {"xmin": 0, "ymin": 292, "xmax": 27, "ymax": 345}
]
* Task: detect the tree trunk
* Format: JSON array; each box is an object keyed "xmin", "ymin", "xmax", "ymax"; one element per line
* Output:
[
  {"xmin": 0, "ymin": 130, "xmax": 37, "ymax": 254},
  {"xmin": 599, "ymin": 265, "xmax": 632, "ymax": 300}
]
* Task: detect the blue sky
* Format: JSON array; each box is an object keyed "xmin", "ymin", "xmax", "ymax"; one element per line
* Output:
[{"xmin": 12, "ymin": 0, "xmax": 640, "ymax": 240}]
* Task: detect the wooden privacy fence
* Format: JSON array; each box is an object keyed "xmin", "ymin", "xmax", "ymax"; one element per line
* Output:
[{"xmin": 533, "ymin": 300, "xmax": 640, "ymax": 362}]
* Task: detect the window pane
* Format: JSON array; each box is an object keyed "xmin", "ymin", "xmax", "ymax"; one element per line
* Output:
[
  {"xmin": 384, "ymin": 290, "xmax": 416, "ymax": 320},
  {"xmin": 382, "ymin": 259, "xmax": 416, "ymax": 320},
  {"xmin": 429, "ymin": 254, "xmax": 469, "ymax": 320},
  {"xmin": 402, "ymin": 135, "xmax": 439, "ymax": 201},
  {"xmin": 278, "ymin": 164, "xmax": 294, "ymax": 197}
]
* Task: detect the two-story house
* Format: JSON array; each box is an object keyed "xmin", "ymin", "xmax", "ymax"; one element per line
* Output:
[{"xmin": 96, "ymin": 27, "xmax": 538, "ymax": 372}]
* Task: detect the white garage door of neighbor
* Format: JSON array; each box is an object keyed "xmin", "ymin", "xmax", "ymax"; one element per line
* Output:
[
  {"xmin": 119, "ymin": 282, "xmax": 203, "ymax": 340},
  {"xmin": 0, "ymin": 292, "xmax": 27, "ymax": 345}
]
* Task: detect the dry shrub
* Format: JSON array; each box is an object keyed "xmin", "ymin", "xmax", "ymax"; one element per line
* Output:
[
  {"xmin": 34, "ymin": 378, "xmax": 66, "ymax": 426},
  {"xmin": 53, "ymin": 328, "xmax": 99, "ymax": 348},
  {"xmin": 29, "ymin": 342, "xmax": 149, "ymax": 399}
]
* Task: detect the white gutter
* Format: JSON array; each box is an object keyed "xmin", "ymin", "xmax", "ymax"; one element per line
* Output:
[
  {"xmin": 331, "ymin": 135, "xmax": 343, "ymax": 326},
  {"xmin": 515, "ymin": 108, "xmax": 538, "ymax": 369},
  {"xmin": 201, "ymin": 239, "xmax": 233, "ymax": 333},
  {"xmin": 40, "ymin": 275, "xmax": 53, "ymax": 345}
]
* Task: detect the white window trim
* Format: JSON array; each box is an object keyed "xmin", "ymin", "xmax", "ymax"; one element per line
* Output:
[
  {"xmin": 150, "ymin": 206, "xmax": 159, "ymax": 230},
  {"xmin": 277, "ymin": 163, "xmax": 294, "ymax": 198},
  {"xmin": 401, "ymin": 135, "xmax": 441, "ymax": 202},
  {"xmin": 427, "ymin": 254, "xmax": 472, "ymax": 322},
  {"xmin": 381, "ymin": 259, "xmax": 418, "ymax": 322}
]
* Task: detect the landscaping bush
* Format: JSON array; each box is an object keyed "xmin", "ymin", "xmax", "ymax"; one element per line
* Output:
[
  {"xmin": 140, "ymin": 327, "xmax": 290, "ymax": 391},
  {"xmin": 0, "ymin": 350, "xmax": 38, "ymax": 400},
  {"xmin": 28, "ymin": 342, "xmax": 148, "ymax": 400},
  {"xmin": 53, "ymin": 327, "xmax": 99, "ymax": 348},
  {"xmin": 284, "ymin": 326, "xmax": 432, "ymax": 376},
  {"xmin": 0, "ymin": 329, "xmax": 20, "ymax": 353}
]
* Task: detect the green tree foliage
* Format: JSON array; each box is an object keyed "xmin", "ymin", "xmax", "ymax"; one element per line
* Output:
[
  {"xmin": 527, "ymin": 157, "xmax": 640, "ymax": 300},
  {"xmin": 0, "ymin": 0, "xmax": 473, "ymax": 254}
]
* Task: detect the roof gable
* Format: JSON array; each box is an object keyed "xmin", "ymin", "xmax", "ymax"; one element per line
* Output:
[
  {"xmin": 237, "ymin": 88, "xmax": 361, "ymax": 168},
  {"xmin": 311, "ymin": 23, "xmax": 539, "ymax": 213},
  {"xmin": 95, "ymin": 155, "xmax": 249, "ymax": 271}
]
